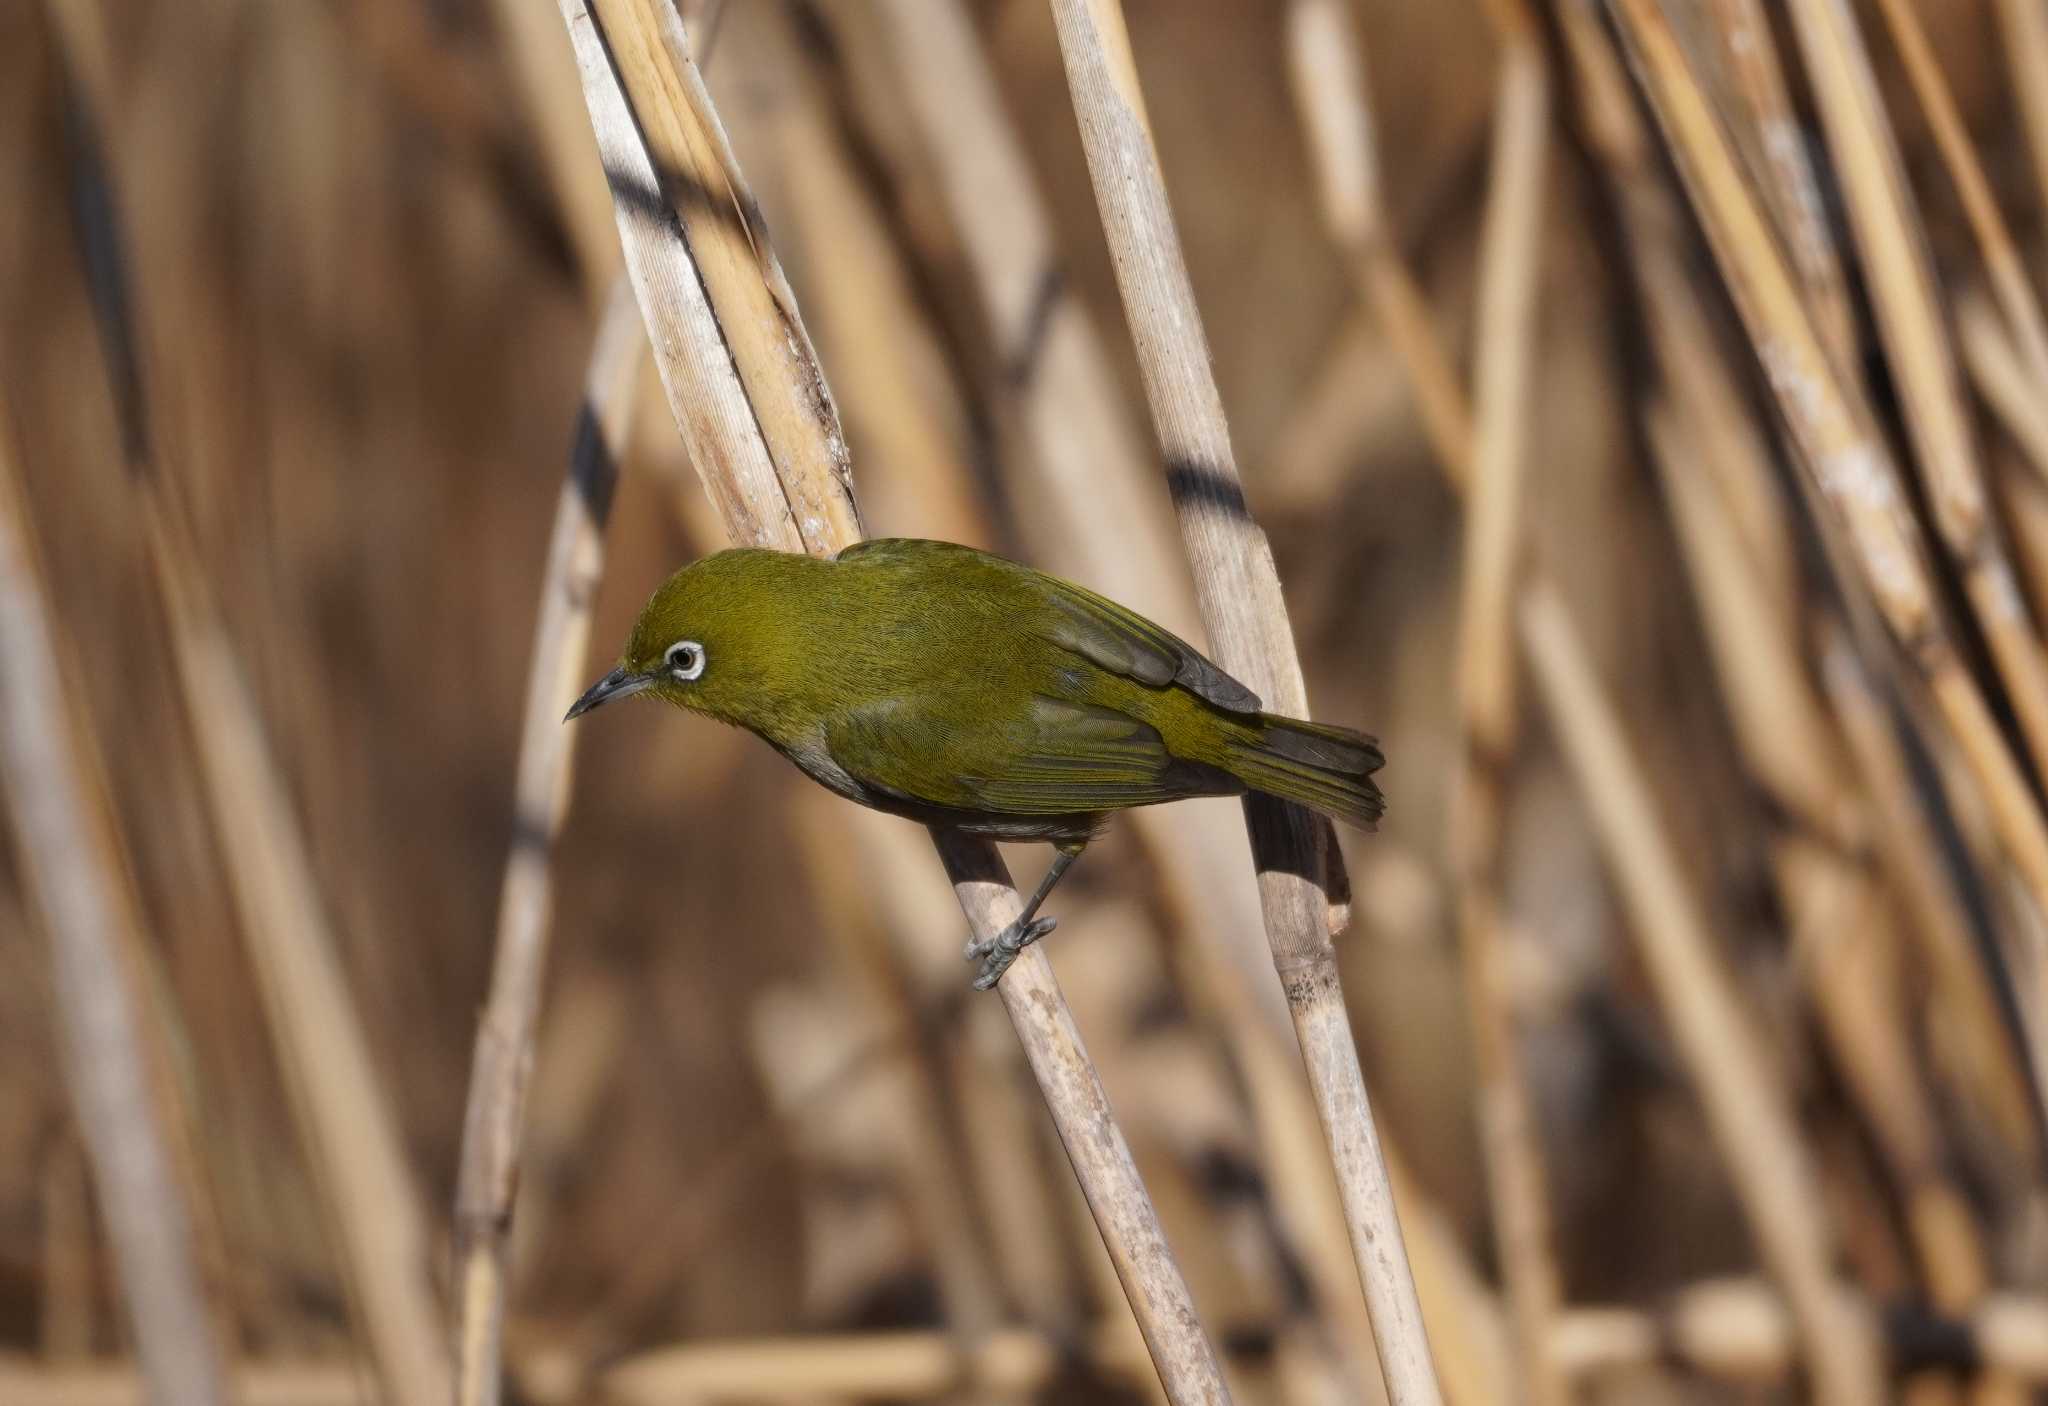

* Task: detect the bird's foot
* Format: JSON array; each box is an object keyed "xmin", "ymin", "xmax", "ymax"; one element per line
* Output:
[{"xmin": 965, "ymin": 915, "xmax": 1059, "ymax": 990}]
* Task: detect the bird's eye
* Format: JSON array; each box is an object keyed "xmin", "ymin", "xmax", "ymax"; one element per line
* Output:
[{"xmin": 665, "ymin": 640, "xmax": 705, "ymax": 680}]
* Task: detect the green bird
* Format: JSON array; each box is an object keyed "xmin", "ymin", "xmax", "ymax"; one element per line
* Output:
[{"xmin": 567, "ymin": 538, "xmax": 1384, "ymax": 988}]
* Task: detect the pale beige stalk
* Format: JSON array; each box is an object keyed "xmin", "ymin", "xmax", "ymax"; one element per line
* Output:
[
  {"xmin": 1994, "ymin": 0, "xmax": 2048, "ymax": 246},
  {"xmin": 554, "ymin": 2, "xmax": 1233, "ymax": 1399},
  {"xmin": 1552, "ymin": 1280, "xmax": 2048, "ymax": 1383},
  {"xmin": 450, "ymin": 275, "xmax": 644, "ymax": 1406},
  {"xmin": 1450, "ymin": 36, "xmax": 1567, "ymax": 1406},
  {"xmin": 147, "ymin": 503, "xmax": 452, "ymax": 1406},
  {"xmin": 1607, "ymin": 0, "xmax": 2048, "ymax": 1022},
  {"xmin": 1871, "ymin": 0, "xmax": 2048, "ymax": 396},
  {"xmin": 40, "ymin": 5, "xmax": 452, "ymax": 1395},
  {"xmin": 1043, "ymin": 2, "xmax": 1442, "ymax": 1401},
  {"xmin": 0, "ymin": 403, "xmax": 230, "ymax": 1406},
  {"xmin": 1285, "ymin": 0, "xmax": 1472, "ymax": 485},
  {"xmin": 1521, "ymin": 583, "xmax": 1884, "ymax": 1406},
  {"xmin": 844, "ymin": 2, "xmax": 1502, "ymax": 1395},
  {"xmin": 1786, "ymin": 0, "xmax": 2048, "ymax": 797},
  {"xmin": 1701, "ymin": 0, "xmax": 1858, "ymax": 362}
]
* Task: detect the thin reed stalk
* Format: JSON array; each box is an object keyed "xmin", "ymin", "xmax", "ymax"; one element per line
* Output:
[
  {"xmin": 0, "ymin": 1359, "xmax": 361, "ymax": 1406},
  {"xmin": 553, "ymin": 2, "xmax": 1233, "ymax": 1399},
  {"xmin": 450, "ymin": 274, "xmax": 643, "ymax": 1406},
  {"xmin": 1450, "ymin": 33, "xmax": 1566, "ymax": 1406},
  {"xmin": 837, "ymin": 3, "xmax": 1502, "ymax": 1394},
  {"xmin": 1285, "ymin": 0, "xmax": 1473, "ymax": 486},
  {"xmin": 1700, "ymin": 0, "xmax": 1858, "ymax": 362},
  {"xmin": 1520, "ymin": 582, "xmax": 1885, "ymax": 1406},
  {"xmin": 146, "ymin": 508, "xmax": 453, "ymax": 1406},
  {"xmin": 1559, "ymin": 0, "xmax": 2042, "ymax": 1169},
  {"xmin": 46, "ymin": 5, "xmax": 453, "ymax": 1395},
  {"xmin": 1784, "ymin": 0, "xmax": 2048, "ymax": 801},
  {"xmin": 1551, "ymin": 1279, "xmax": 2048, "ymax": 1383},
  {"xmin": 1044, "ymin": 3, "xmax": 1441, "ymax": 1400},
  {"xmin": 1870, "ymin": 0, "xmax": 2048, "ymax": 395},
  {"xmin": 1606, "ymin": 0, "xmax": 2048, "ymax": 1083},
  {"xmin": 1994, "ymin": 0, "xmax": 2048, "ymax": 242},
  {"xmin": 0, "ymin": 399, "xmax": 229, "ymax": 1406}
]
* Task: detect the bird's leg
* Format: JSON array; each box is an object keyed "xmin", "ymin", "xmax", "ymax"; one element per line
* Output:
[{"xmin": 966, "ymin": 843, "xmax": 1084, "ymax": 990}]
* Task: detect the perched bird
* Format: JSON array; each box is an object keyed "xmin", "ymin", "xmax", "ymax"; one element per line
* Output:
[{"xmin": 568, "ymin": 538, "xmax": 1384, "ymax": 987}]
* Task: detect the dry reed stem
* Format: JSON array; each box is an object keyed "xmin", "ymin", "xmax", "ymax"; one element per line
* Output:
[
  {"xmin": 39, "ymin": 1134, "xmax": 94, "ymax": 1361},
  {"xmin": 1295, "ymin": 9, "xmax": 1884, "ymax": 1392},
  {"xmin": 1606, "ymin": 0, "xmax": 2048, "ymax": 1039},
  {"xmin": 788, "ymin": 833, "xmax": 1018, "ymax": 1371},
  {"xmin": 449, "ymin": 275, "xmax": 643, "ymax": 1406},
  {"xmin": 146, "ymin": 503, "xmax": 452, "ymax": 1406},
  {"xmin": 1450, "ymin": 37, "xmax": 1567, "ymax": 1406},
  {"xmin": 487, "ymin": 0, "xmax": 622, "ymax": 288},
  {"xmin": 1560, "ymin": 0, "xmax": 2039, "ymax": 1166},
  {"xmin": 1646, "ymin": 406, "xmax": 1855, "ymax": 832},
  {"xmin": 555, "ymin": 4, "xmax": 1232, "ymax": 1400},
  {"xmin": 1821, "ymin": 624, "xmax": 2043, "ymax": 1161},
  {"xmin": 1962, "ymin": 289, "xmax": 2048, "ymax": 487},
  {"xmin": 594, "ymin": 1323, "xmax": 1151, "ymax": 1403},
  {"xmin": 1519, "ymin": 581, "xmax": 1885, "ymax": 1406},
  {"xmin": 0, "ymin": 404, "xmax": 229, "ymax": 1406},
  {"xmin": 1651, "ymin": 404, "xmax": 2008, "ymax": 1393},
  {"xmin": 1551, "ymin": 1280, "xmax": 2048, "ymax": 1382},
  {"xmin": 0, "ymin": 1359, "xmax": 362, "ymax": 1406},
  {"xmin": 1045, "ymin": 3, "xmax": 1440, "ymax": 1400},
  {"xmin": 844, "ymin": 811, "xmax": 1082, "ymax": 1337},
  {"xmin": 1285, "ymin": 0, "xmax": 1474, "ymax": 486},
  {"xmin": 1871, "ymin": 0, "xmax": 2048, "ymax": 396},
  {"xmin": 1296, "ymin": 8, "xmax": 1881, "ymax": 1397},
  {"xmin": 1786, "ymin": 0, "xmax": 2048, "ymax": 799},
  {"xmin": 847, "ymin": 5, "xmax": 1496, "ymax": 1394},
  {"xmin": 1994, "ymin": 0, "xmax": 2048, "ymax": 245},
  {"xmin": 1700, "ymin": 0, "xmax": 1858, "ymax": 363},
  {"xmin": 42, "ymin": 9, "xmax": 452, "ymax": 1395}
]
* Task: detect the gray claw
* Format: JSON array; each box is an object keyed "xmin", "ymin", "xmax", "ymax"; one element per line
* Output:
[{"xmin": 968, "ymin": 915, "xmax": 1059, "ymax": 990}]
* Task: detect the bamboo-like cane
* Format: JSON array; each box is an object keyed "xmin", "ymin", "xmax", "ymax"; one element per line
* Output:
[
  {"xmin": 1449, "ymin": 34, "xmax": 1567, "ymax": 1406},
  {"xmin": 1042, "ymin": 3, "xmax": 1441, "ymax": 1400},
  {"xmin": 838, "ymin": 4, "xmax": 1507, "ymax": 1396},
  {"xmin": 1520, "ymin": 583, "xmax": 1886, "ymax": 1406},
  {"xmin": 449, "ymin": 275, "xmax": 643, "ymax": 1406},
  {"xmin": 0, "ymin": 402, "xmax": 230, "ymax": 1406},
  {"xmin": 1700, "ymin": 0, "xmax": 1859, "ymax": 363},
  {"xmin": 553, "ymin": 3, "xmax": 1233, "ymax": 1400},
  {"xmin": 45, "ymin": 5, "xmax": 454, "ymax": 1397},
  {"xmin": 1559, "ymin": 0, "xmax": 2041, "ymax": 1168},
  {"xmin": 1551, "ymin": 1280, "xmax": 2048, "ymax": 1383},
  {"xmin": 1993, "ymin": 0, "xmax": 2048, "ymax": 243},
  {"xmin": 1784, "ymin": 0, "xmax": 2048, "ymax": 800},
  {"xmin": 1284, "ymin": 0, "xmax": 1473, "ymax": 487},
  {"xmin": 1870, "ymin": 0, "xmax": 2048, "ymax": 396},
  {"xmin": 1605, "ymin": 0, "xmax": 2048, "ymax": 1048}
]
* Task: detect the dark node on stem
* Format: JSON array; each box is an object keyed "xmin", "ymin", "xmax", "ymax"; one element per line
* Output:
[
  {"xmin": 567, "ymin": 400, "xmax": 624, "ymax": 526},
  {"xmin": 1164, "ymin": 454, "xmax": 1253, "ymax": 524},
  {"xmin": 59, "ymin": 79, "xmax": 153, "ymax": 477},
  {"xmin": 1883, "ymin": 1299, "xmax": 1981, "ymax": 1376},
  {"xmin": 1003, "ymin": 264, "xmax": 1068, "ymax": 390}
]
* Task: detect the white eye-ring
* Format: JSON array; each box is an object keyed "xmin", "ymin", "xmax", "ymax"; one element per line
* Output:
[{"xmin": 665, "ymin": 640, "xmax": 706, "ymax": 681}]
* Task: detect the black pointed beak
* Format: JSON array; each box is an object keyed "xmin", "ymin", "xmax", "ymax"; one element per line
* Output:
[{"xmin": 565, "ymin": 666, "xmax": 651, "ymax": 721}]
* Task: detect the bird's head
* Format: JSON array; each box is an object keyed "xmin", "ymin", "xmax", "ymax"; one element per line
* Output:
[{"xmin": 565, "ymin": 548, "xmax": 813, "ymax": 724}]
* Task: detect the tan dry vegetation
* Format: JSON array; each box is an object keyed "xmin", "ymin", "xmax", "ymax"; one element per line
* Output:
[{"xmin": 6, "ymin": 0, "xmax": 2048, "ymax": 1402}]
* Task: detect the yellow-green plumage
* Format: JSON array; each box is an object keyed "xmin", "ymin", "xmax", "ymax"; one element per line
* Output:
[{"xmin": 569, "ymin": 538, "xmax": 1383, "ymax": 984}]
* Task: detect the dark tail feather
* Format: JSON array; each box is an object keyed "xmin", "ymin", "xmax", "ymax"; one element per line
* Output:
[{"xmin": 1222, "ymin": 715, "xmax": 1386, "ymax": 829}]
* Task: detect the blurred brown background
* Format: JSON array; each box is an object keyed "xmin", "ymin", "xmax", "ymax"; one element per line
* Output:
[{"xmin": 7, "ymin": 0, "xmax": 2048, "ymax": 1402}]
